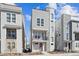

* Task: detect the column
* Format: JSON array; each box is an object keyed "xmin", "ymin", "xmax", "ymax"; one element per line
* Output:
[{"xmin": 43, "ymin": 43, "xmax": 45, "ymax": 51}]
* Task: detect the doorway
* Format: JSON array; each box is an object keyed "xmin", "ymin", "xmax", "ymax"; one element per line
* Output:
[
  {"xmin": 68, "ymin": 43, "xmax": 71, "ymax": 52},
  {"xmin": 7, "ymin": 41, "xmax": 16, "ymax": 53},
  {"xmin": 39, "ymin": 43, "xmax": 43, "ymax": 51}
]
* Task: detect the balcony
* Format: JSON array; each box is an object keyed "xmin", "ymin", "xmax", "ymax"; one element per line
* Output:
[{"xmin": 32, "ymin": 31, "xmax": 48, "ymax": 42}]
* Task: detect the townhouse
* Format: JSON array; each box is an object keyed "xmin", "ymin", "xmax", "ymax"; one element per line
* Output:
[
  {"xmin": 30, "ymin": 4, "xmax": 55, "ymax": 52},
  {"xmin": 0, "ymin": 3, "xmax": 25, "ymax": 53},
  {"xmin": 55, "ymin": 13, "xmax": 79, "ymax": 52}
]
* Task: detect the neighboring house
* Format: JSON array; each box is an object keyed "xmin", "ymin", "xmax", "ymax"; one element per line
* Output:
[
  {"xmin": 30, "ymin": 4, "xmax": 55, "ymax": 52},
  {"xmin": 0, "ymin": 3, "xmax": 25, "ymax": 53},
  {"xmin": 55, "ymin": 14, "xmax": 79, "ymax": 52}
]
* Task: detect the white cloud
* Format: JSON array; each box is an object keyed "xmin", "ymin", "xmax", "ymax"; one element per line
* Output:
[
  {"xmin": 26, "ymin": 14, "xmax": 31, "ymax": 21},
  {"xmin": 36, "ymin": 6, "xmax": 40, "ymax": 9},
  {"xmin": 55, "ymin": 3, "xmax": 67, "ymax": 19},
  {"xmin": 60, "ymin": 5, "xmax": 78, "ymax": 14},
  {"xmin": 47, "ymin": 3, "xmax": 57, "ymax": 9},
  {"xmin": 55, "ymin": 3, "xmax": 79, "ymax": 19}
]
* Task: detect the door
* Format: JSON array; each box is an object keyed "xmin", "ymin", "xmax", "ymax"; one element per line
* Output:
[
  {"xmin": 39, "ymin": 43, "xmax": 43, "ymax": 51},
  {"xmin": 68, "ymin": 43, "xmax": 71, "ymax": 52},
  {"xmin": 7, "ymin": 41, "xmax": 16, "ymax": 53}
]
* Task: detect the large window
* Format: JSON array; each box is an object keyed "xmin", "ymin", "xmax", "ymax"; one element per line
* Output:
[
  {"xmin": 75, "ymin": 33, "xmax": 79, "ymax": 40},
  {"xmin": 12, "ymin": 13, "xmax": 16, "ymax": 23},
  {"xmin": 33, "ymin": 31, "xmax": 46, "ymax": 40},
  {"xmin": 7, "ymin": 13, "xmax": 11, "ymax": 22},
  {"xmin": 34, "ymin": 32, "xmax": 40, "ymax": 39},
  {"xmin": 37, "ymin": 18, "xmax": 44, "ymax": 26},
  {"xmin": 6, "ymin": 13, "xmax": 16, "ymax": 23},
  {"xmin": 6, "ymin": 28, "xmax": 16, "ymax": 39}
]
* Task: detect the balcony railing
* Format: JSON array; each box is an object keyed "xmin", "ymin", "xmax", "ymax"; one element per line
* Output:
[{"xmin": 32, "ymin": 36, "xmax": 48, "ymax": 40}]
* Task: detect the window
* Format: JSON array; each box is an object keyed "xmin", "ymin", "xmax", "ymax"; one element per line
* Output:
[
  {"xmin": 12, "ymin": 14, "xmax": 16, "ymax": 23},
  {"xmin": 34, "ymin": 32, "xmax": 42, "ymax": 39},
  {"xmin": 51, "ymin": 37, "xmax": 53, "ymax": 42},
  {"xmin": 51, "ymin": 13, "xmax": 53, "ymax": 19},
  {"xmin": 77, "ymin": 23, "xmax": 78, "ymax": 28},
  {"xmin": 51, "ymin": 20, "xmax": 53, "ymax": 22},
  {"xmin": 66, "ymin": 33, "xmax": 68, "ymax": 40},
  {"xmin": 7, "ymin": 13, "xmax": 11, "ymax": 22},
  {"xmin": 12, "ymin": 42, "xmax": 15, "ymax": 49},
  {"xmin": 41, "ymin": 19, "xmax": 44, "ymax": 26},
  {"xmin": 6, "ymin": 29, "xmax": 16, "ymax": 39},
  {"xmin": 7, "ymin": 42, "xmax": 10, "ymax": 49},
  {"xmin": 76, "ymin": 43, "xmax": 79, "ymax": 47},
  {"xmin": 65, "ymin": 42, "xmax": 67, "ymax": 47},
  {"xmin": 37, "ymin": 18, "xmax": 40, "ymax": 26},
  {"xmin": 51, "ymin": 26, "xmax": 53, "ymax": 32},
  {"xmin": 75, "ymin": 33, "xmax": 79, "ymax": 41},
  {"xmin": 38, "ymin": 32, "xmax": 40, "ymax": 39},
  {"xmin": 35, "ymin": 43, "xmax": 38, "ymax": 44}
]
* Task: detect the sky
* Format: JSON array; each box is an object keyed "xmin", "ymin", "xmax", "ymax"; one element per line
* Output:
[
  {"xmin": 15, "ymin": 3, "xmax": 79, "ymax": 44},
  {"xmin": 16, "ymin": 3, "xmax": 48, "ymax": 44}
]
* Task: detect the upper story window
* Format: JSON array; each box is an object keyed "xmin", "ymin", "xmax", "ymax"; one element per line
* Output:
[
  {"xmin": 7, "ymin": 13, "xmax": 11, "ymax": 22},
  {"xmin": 6, "ymin": 13, "xmax": 16, "ymax": 23},
  {"xmin": 51, "ymin": 13, "xmax": 53, "ymax": 19},
  {"xmin": 37, "ymin": 18, "xmax": 40, "ymax": 26},
  {"xmin": 75, "ymin": 33, "xmax": 79, "ymax": 41},
  {"xmin": 37, "ymin": 18, "xmax": 44, "ymax": 26},
  {"xmin": 12, "ymin": 13, "xmax": 16, "ymax": 23},
  {"xmin": 6, "ymin": 28, "xmax": 16, "ymax": 39},
  {"xmin": 66, "ymin": 33, "xmax": 68, "ymax": 40},
  {"xmin": 41, "ymin": 19, "xmax": 44, "ymax": 26},
  {"xmin": 34, "ymin": 32, "xmax": 40, "ymax": 39}
]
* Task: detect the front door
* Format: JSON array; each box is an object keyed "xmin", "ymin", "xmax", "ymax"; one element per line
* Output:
[
  {"xmin": 7, "ymin": 41, "xmax": 16, "ymax": 53},
  {"xmin": 68, "ymin": 43, "xmax": 71, "ymax": 52},
  {"xmin": 39, "ymin": 43, "xmax": 43, "ymax": 51}
]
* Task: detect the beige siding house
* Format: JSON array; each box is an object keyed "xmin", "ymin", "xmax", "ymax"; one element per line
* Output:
[
  {"xmin": 0, "ymin": 3, "xmax": 25, "ymax": 53},
  {"xmin": 55, "ymin": 14, "xmax": 79, "ymax": 52},
  {"xmin": 30, "ymin": 4, "xmax": 55, "ymax": 52}
]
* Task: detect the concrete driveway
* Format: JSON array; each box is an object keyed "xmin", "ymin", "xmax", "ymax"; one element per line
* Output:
[{"xmin": 42, "ymin": 52, "xmax": 79, "ymax": 56}]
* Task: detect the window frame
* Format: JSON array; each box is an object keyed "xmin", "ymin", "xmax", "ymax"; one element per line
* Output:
[
  {"xmin": 12, "ymin": 13, "xmax": 16, "ymax": 23},
  {"xmin": 37, "ymin": 18, "xmax": 40, "ymax": 26},
  {"xmin": 6, "ymin": 28, "xmax": 17, "ymax": 39},
  {"xmin": 41, "ymin": 19, "xmax": 44, "ymax": 26},
  {"xmin": 7, "ymin": 13, "xmax": 11, "ymax": 22}
]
